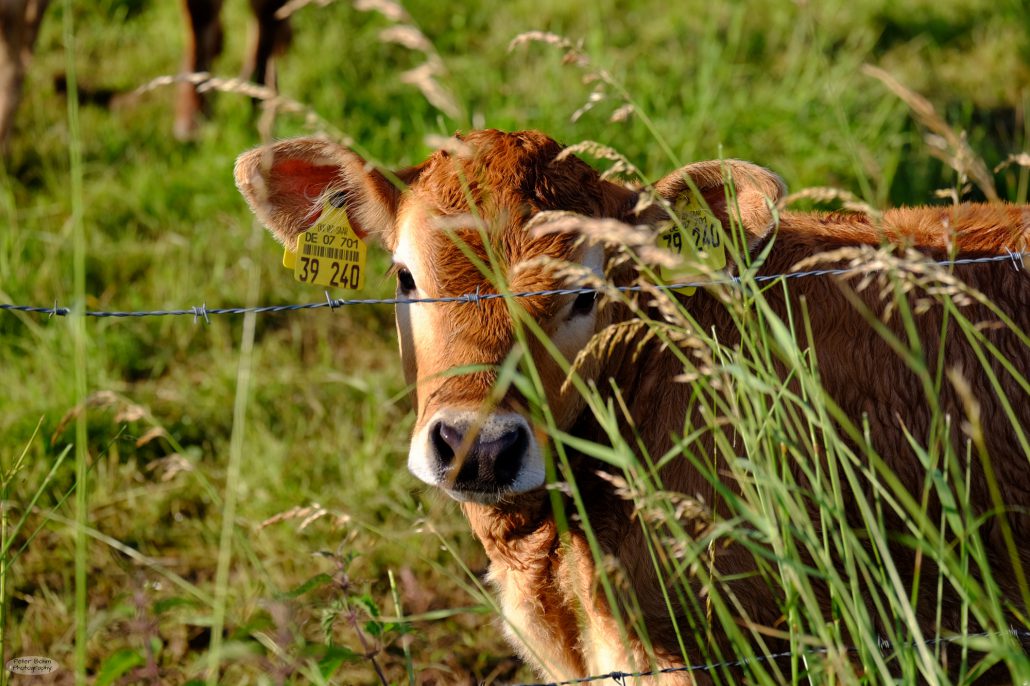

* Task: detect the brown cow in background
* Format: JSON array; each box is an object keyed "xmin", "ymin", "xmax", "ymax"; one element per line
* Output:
[
  {"xmin": 175, "ymin": 0, "xmax": 290, "ymax": 141},
  {"xmin": 0, "ymin": 0, "xmax": 289, "ymax": 153},
  {"xmin": 235, "ymin": 129, "xmax": 1030, "ymax": 683},
  {"xmin": 0, "ymin": 0, "xmax": 48, "ymax": 155}
]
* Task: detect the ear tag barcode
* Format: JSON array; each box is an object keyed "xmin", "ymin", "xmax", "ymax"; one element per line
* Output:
[
  {"xmin": 657, "ymin": 193, "xmax": 726, "ymax": 296},
  {"xmin": 283, "ymin": 197, "xmax": 367, "ymax": 290}
]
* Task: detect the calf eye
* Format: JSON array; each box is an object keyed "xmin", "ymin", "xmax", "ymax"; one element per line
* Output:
[
  {"xmin": 570, "ymin": 290, "xmax": 597, "ymax": 317},
  {"xmin": 397, "ymin": 268, "xmax": 416, "ymax": 295}
]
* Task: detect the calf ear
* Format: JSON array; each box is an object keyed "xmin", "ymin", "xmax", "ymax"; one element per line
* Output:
[
  {"xmin": 234, "ymin": 137, "xmax": 409, "ymax": 247},
  {"xmin": 645, "ymin": 160, "xmax": 785, "ymax": 248}
]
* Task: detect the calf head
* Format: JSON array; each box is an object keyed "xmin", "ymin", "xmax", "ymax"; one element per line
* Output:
[{"xmin": 235, "ymin": 130, "xmax": 784, "ymax": 503}]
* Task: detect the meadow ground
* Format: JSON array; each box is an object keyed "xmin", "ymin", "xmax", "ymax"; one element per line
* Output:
[{"xmin": 0, "ymin": 0, "xmax": 1028, "ymax": 684}]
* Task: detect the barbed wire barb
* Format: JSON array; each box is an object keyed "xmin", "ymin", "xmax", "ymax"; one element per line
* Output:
[
  {"xmin": 466, "ymin": 284, "xmax": 484, "ymax": 308},
  {"xmin": 192, "ymin": 303, "xmax": 210, "ymax": 325},
  {"xmin": 1005, "ymin": 246, "xmax": 1025, "ymax": 272}
]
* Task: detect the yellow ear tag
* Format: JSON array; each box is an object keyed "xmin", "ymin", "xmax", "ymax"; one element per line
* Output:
[
  {"xmin": 284, "ymin": 196, "xmax": 367, "ymax": 290},
  {"xmin": 283, "ymin": 246, "xmax": 297, "ymax": 269},
  {"xmin": 656, "ymin": 193, "xmax": 726, "ymax": 296}
]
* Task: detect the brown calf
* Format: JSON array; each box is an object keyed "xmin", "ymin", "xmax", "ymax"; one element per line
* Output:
[{"xmin": 234, "ymin": 130, "xmax": 1030, "ymax": 683}]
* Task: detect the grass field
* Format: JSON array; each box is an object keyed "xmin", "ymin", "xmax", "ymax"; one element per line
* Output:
[{"xmin": 1, "ymin": 0, "xmax": 1029, "ymax": 684}]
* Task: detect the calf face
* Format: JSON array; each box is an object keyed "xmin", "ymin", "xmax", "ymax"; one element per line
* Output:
[{"xmin": 234, "ymin": 130, "xmax": 784, "ymax": 503}]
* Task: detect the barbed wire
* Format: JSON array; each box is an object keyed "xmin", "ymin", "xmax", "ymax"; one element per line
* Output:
[
  {"xmin": 0, "ymin": 251, "xmax": 1025, "ymax": 321},
  {"xmin": 509, "ymin": 628, "xmax": 1030, "ymax": 686}
]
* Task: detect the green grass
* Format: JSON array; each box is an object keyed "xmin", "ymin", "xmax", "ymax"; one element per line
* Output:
[{"xmin": 0, "ymin": 0, "xmax": 1028, "ymax": 683}]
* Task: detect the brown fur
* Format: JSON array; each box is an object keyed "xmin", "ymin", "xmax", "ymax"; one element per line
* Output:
[{"xmin": 235, "ymin": 129, "xmax": 1030, "ymax": 683}]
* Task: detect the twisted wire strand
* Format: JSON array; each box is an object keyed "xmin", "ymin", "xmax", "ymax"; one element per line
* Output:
[{"xmin": 0, "ymin": 252, "xmax": 1024, "ymax": 320}]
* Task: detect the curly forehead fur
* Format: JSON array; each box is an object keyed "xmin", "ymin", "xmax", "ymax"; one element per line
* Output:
[
  {"xmin": 414, "ymin": 129, "xmax": 608, "ymax": 217},
  {"xmin": 405, "ymin": 131, "xmax": 600, "ymax": 333}
]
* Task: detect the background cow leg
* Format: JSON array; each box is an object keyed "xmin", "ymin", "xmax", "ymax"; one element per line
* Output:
[
  {"xmin": 0, "ymin": 0, "xmax": 49, "ymax": 156},
  {"xmin": 174, "ymin": 0, "xmax": 224, "ymax": 141},
  {"xmin": 242, "ymin": 0, "xmax": 291, "ymax": 96}
]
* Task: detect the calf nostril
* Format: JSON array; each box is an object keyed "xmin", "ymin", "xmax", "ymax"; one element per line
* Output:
[
  {"xmin": 484, "ymin": 425, "xmax": 529, "ymax": 486},
  {"xmin": 431, "ymin": 421, "xmax": 464, "ymax": 467},
  {"xmin": 485, "ymin": 425, "xmax": 522, "ymax": 456}
]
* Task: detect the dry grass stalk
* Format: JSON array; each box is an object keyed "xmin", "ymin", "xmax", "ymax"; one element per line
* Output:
[
  {"xmin": 777, "ymin": 186, "xmax": 882, "ymax": 219},
  {"xmin": 137, "ymin": 71, "xmax": 268, "ymax": 100},
  {"xmin": 634, "ymin": 279, "xmax": 703, "ymax": 332},
  {"xmin": 400, "ymin": 61, "xmax": 460, "ymax": 119},
  {"xmin": 353, "ymin": 0, "xmax": 461, "ymax": 119},
  {"xmin": 379, "ymin": 24, "xmax": 433, "ymax": 52},
  {"xmin": 994, "ymin": 152, "xmax": 1030, "ymax": 173},
  {"xmin": 510, "ymin": 30, "xmax": 633, "ymax": 125},
  {"xmin": 561, "ymin": 320, "xmax": 653, "ymax": 394},
  {"xmin": 863, "ymin": 64, "xmax": 999, "ymax": 202},
  {"xmin": 134, "ymin": 72, "xmax": 343, "ymax": 140},
  {"xmin": 353, "ymin": 0, "xmax": 410, "ymax": 22},
  {"xmin": 609, "ymin": 103, "xmax": 635, "ymax": 123},
  {"xmin": 641, "ymin": 492, "xmax": 714, "ymax": 536},
  {"xmin": 630, "ymin": 187, "xmax": 660, "ymax": 215},
  {"xmin": 275, "ymin": 0, "xmax": 336, "ymax": 19},
  {"xmin": 934, "ymin": 186, "xmax": 967, "ymax": 206},
  {"xmin": 260, "ymin": 503, "xmax": 351, "ymax": 530},
  {"xmin": 946, "ymin": 368, "xmax": 984, "ymax": 448},
  {"xmin": 115, "ymin": 402, "xmax": 148, "ymax": 424},
  {"xmin": 423, "ymin": 134, "xmax": 474, "ymax": 158},
  {"xmin": 507, "ymin": 31, "xmax": 587, "ymax": 67},
  {"xmin": 594, "ymin": 471, "xmax": 713, "ymax": 535},
  {"xmin": 51, "ymin": 390, "xmax": 148, "ymax": 443},
  {"xmin": 571, "ymin": 85, "xmax": 607, "ymax": 123},
  {"xmin": 511, "ymin": 254, "xmax": 594, "ymax": 285},
  {"xmin": 558, "ymin": 140, "xmax": 641, "ymax": 180},
  {"xmin": 527, "ymin": 211, "xmax": 655, "ymax": 247},
  {"xmin": 134, "ymin": 426, "xmax": 167, "ymax": 448},
  {"xmin": 792, "ymin": 245, "xmax": 988, "ymax": 321},
  {"xmin": 144, "ymin": 454, "xmax": 194, "ymax": 482},
  {"xmin": 430, "ymin": 214, "xmax": 488, "ymax": 233}
]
